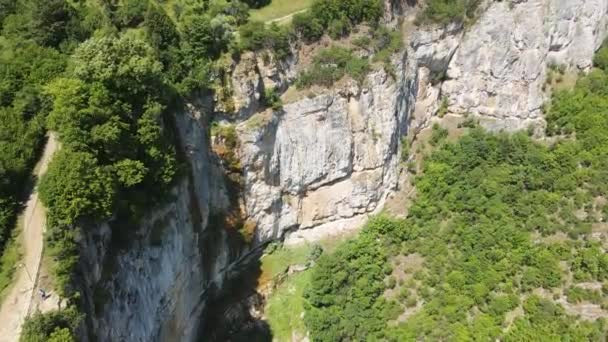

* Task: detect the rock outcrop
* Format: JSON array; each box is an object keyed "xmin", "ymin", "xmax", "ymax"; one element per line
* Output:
[
  {"xmin": 442, "ymin": 0, "xmax": 608, "ymax": 131},
  {"xmin": 238, "ymin": 52, "xmax": 413, "ymax": 245}
]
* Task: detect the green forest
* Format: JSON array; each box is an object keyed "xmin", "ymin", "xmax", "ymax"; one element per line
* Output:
[{"xmin": 302, "ymin": 45, "xmax": 608, "ymax": 340}]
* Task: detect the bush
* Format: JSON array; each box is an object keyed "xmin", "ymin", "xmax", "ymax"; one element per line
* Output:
[
  {"xmin": 328, "ymin": 16, "xmax": 350, "ymax": 39},
  {"xmin": 293, "ymin": 0, "xmax": 383, "ymax": 43},
  {"xmin": 20, "ymin": 307, "xmax": 81, "ymax": 342},
  {"xmin": 297, "ymin": 46, "xmax": 370, "ymax": 88},
  {"xmin": 437, "ymin": 96, "xmax": 449, "ymax": 117},
  {"xmin": 429, "ymin": 123, "xmax": 448, "ymax": 146},
  {"xmin": 239, "ymin": 22, "xmax": 291, "ymax": 60},
  {"xmin": 416, "ymin": 0, "xmax": 482, "ymax": 25},
  {"xmin": 593, "ymin": 44, "xmax": 608, "ymax": 71},
  {"xmin": 292, "ymin": 12, "xmax": 324, "ymax": 42}
]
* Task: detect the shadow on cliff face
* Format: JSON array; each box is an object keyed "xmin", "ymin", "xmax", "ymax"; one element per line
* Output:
[
  {"xmin": 195, "ymin": 128, "xmax": 273, "ymax": 342},
  {"xmin": 199, "ymin": 257, "xmax": 272, "ymax": 342}
]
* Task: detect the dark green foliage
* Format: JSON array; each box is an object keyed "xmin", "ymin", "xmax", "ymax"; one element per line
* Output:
[
  {"xmin": 297, "ymin": 46, "xmax": 370, "ymax": 88},
  {"xmin": 0, "ymin": 0, "xmax": 16, "ymax": 26},
  {"xmin": 293, "ymin": 0, "xmax": 383, "ymax": 42},
  {"xmin": 565, "ymin": 286, "xmax": 603, "ymax": 304},
  {"xmin": 593, "ymin": 40, "xmax": 608, "ymax": 71},
  {"xmin": 241, "ymin": 0, "xmax": 270, "ymax": 9},
  {"xmin": 292, "ymin": 13, "xmax": 324, "ymax": 42},
  {"xmin": 183, "ymin": 14, "xmax": 232, "ymax": 59},
  {"xmin": 39, "ymin": 150, "xmax": 116, "ymax": 226},
  {"xmin": 263, "ymin": 87, "xmax": 283, "ymax": 111},
  {"xmin": 239, "ymin": 22, "xmax": 291, "ymax": 60},
  {"xmin": 145, "ymin": 4, "xmax": 179, "ymax": 50},
  {"xmin": 20, "ymin": 307, "xmax": 81, "ymax": 342},
  {"xmin": 429, "ymin": 123, "xmax": 448, "ymax": 146},
  {"xmin": 416, "ymin": 0, "xmax": 482, "ymax": 25},
  {"xmin": 2, "ymin": 0, "xmax": 87, "ymax": 49},
  {"xmin": 295, "ymin": 25, "xmax": 402, "ymax": 89},
  {"xmin": 304, "ymin": 216, "xmax": 398, "ymax": 341},
  {"xmin": 111, "ymin": 0, "xmax": 149, "ymax": 28}
]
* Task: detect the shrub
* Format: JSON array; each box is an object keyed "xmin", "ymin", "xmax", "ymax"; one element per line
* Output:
[
  {"xmin": 239, "ymin": 22, "xmax": 291, "ymax": 60},
  {"xmin": 297, "ymin": 46, "xmax": 370, "ymax": 88},
  {"xmin": 416, "ymin": 0, "xmax": 482, "ymax": 25},
  {"xmin": 593, "ymin": 44, "xmax": 608, "ymax": 71},
  {"xmin": 20, "ymin": 307, "xmax": 81, "ymax": 342},
  {"xmin": 293, "ymin": 0, "xmax": 382, "ymax": 43},
  {"xmin": 328, "ymin": 16, "xmax": 350, "ymax": 39},
  {"xmin": 437, "ymin": 96, "xmax": 449, "ymax": 117},
  {"xmin": 429, "ymin": 123, "xmax": 448, "ymax": 146},
  {"xmin": 292, "ymin": 12, "xmax": 324, "ymax": 42},
  {"xmin": 263, "ymin": 87, "xmax": 283, "ymax": 111}
]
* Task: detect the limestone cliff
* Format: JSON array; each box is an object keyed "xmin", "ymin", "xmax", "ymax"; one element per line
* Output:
[
  {"xmin": 237, "ymin": 51, "xmax": 412, "ymax": 245},
  {"xmin": 80, "ymin": 0, "xmax": 608, "ymax": 340},
  {"xmin": 442, "ymin": 0, "xmax": 608, "ymax": 131}
]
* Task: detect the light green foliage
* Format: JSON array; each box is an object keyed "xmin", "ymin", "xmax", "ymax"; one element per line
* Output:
[
  {"xmin": 565, "ymin": 286, "xmax": 603, "ymax": 304},
  {"xmin": 71, "ymin": 35, "xmax": 164, "ymax": 99},
  {"xmin": 429, "ymin": 123, "xmax": 448, "ymax": 146},
  {"xmin": 238, "ymin": 22, "xmax": 291, "ymax": 60},
  {"xmin": 39, "ymin": 150, "xmax": 116, "ymax": 226},
  {"xmin": 47, "ymin": 328, "xmax": 74, "ymax": 342},
  {"xmin": 593, "ymin": 40, "xmax": 608, "ymax": 71},
  {"xmin": 505, "ymin": 296, "xmax": 605, "ymax": 341},
  {"xmin": 292, "ymin": 0, "xmax": 383, "ymax": 42},
  {"xmin": 437, "ymin": 96, "xmax": 449, "ymax": 117},
  {"xmin": 266, "ymin": 270, "xmax": 312, "ymax": 341},
  {"xmin": 416, "ymin": 0, "xmax": 482, "ymax": 25},
  {"xmin": 296, "ymin": 46, "xmax": 370, "ymax": 88},
  {"xmin": 263, "ymin": 87, "xmax": 283, "ymax": 110},
  {"xmin": 20, "ymin": 307, "xmax": 80, "ymax": 342}
]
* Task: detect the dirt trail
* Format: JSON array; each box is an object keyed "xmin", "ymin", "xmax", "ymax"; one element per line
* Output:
[
  {"xmin": 266, "ymin": 8, "xmax": 308, "ymax": 25},
  {"xmin": 0, "ymin": 133, "xmax": 58, "ymax": 342}
]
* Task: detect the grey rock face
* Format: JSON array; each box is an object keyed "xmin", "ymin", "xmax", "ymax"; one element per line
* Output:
[
  {"xmin": 238, "ymin": 52, "xmax": 412, "ymax": 245},
  {"xmin": 442, "ymin": 0, "xmax": 608, "ymax": 131}
]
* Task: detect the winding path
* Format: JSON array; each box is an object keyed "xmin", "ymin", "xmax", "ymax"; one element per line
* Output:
[
  {"xmin": 0, "ymin": 133, "xmax": 58, "ymax": 342},
  {"xmin": 266, "ymin": 8, "xmax": 308, "ymax": 25}
]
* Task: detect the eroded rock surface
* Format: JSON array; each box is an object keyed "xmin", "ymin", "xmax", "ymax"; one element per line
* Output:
[
  {"xmin": 442, "ymin": 0, "xmax": 608, "ymax": 131},
  {"xmin": 238, "ymin": 52, "xmax": 412, "ymax": 245}
]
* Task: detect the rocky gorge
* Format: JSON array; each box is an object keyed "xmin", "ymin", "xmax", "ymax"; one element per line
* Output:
[{"xmin": 77, "ymin": 0, "xmax": 608, "ymax": 340}]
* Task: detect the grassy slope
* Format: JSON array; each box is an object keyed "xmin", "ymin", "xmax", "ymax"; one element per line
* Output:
[
  {"xmin": 265, "ymin": 270, "xmax": 312, "ymax": 341},
  {"xmin": 261, "ymin": 237, "xmax": 352, "ymax": 340},
  {"xmin": 249, "ymin": 0, "xmax": 313, "ymax": 22}
]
